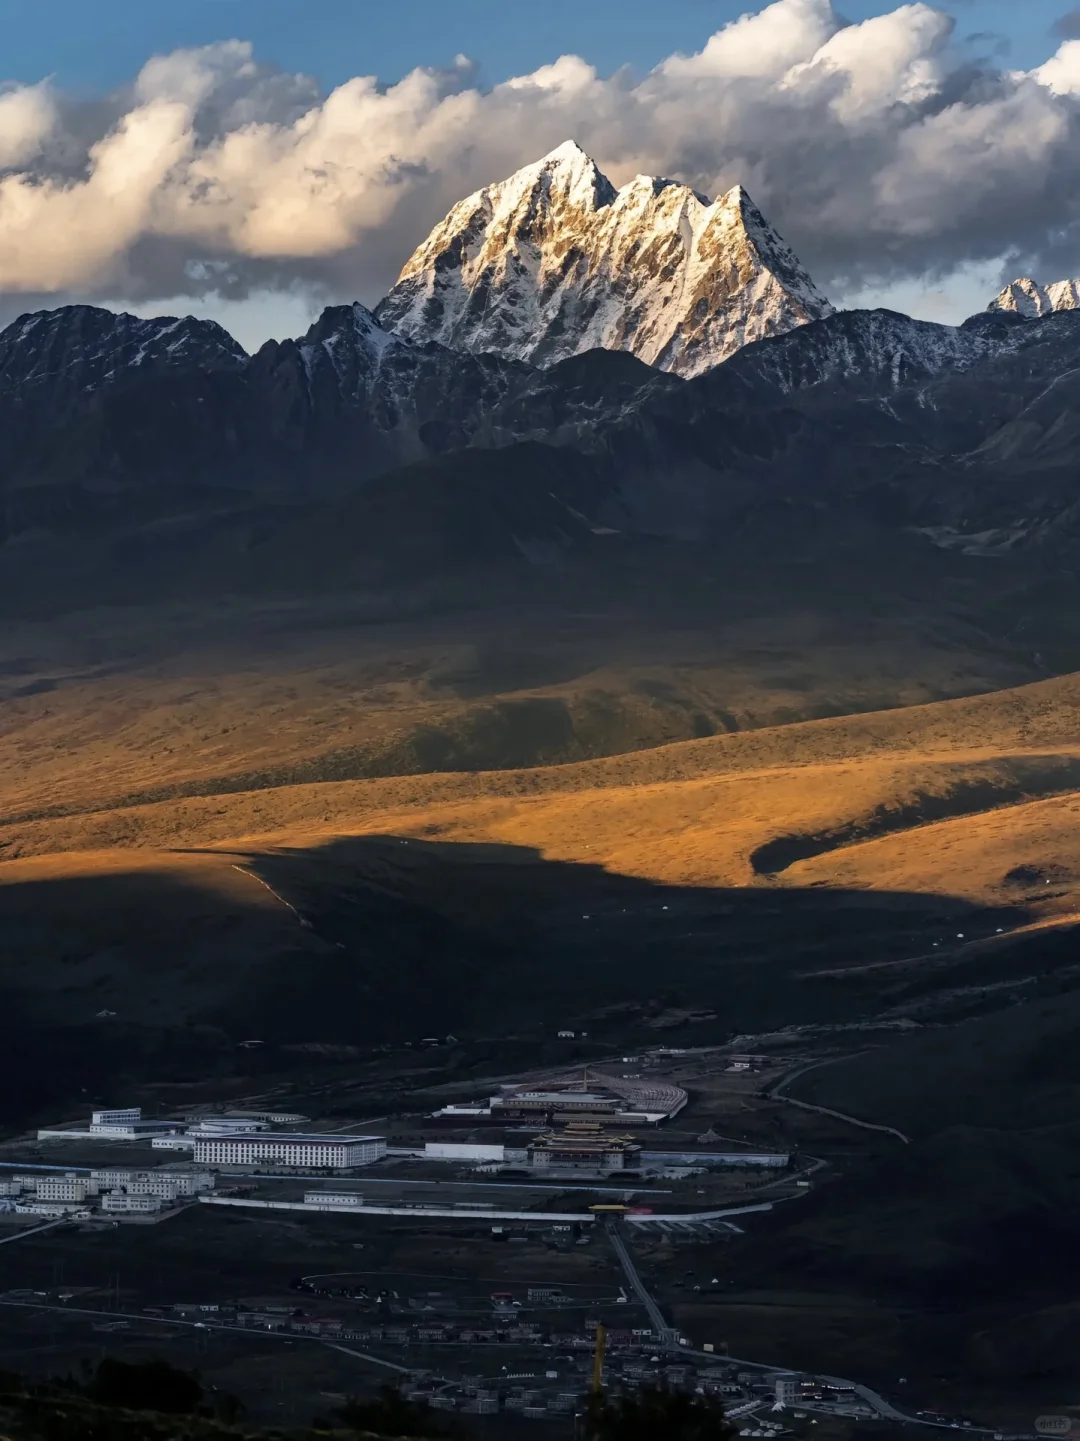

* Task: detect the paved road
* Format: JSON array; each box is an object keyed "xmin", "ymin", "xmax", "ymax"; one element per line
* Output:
[
  {"xmin": 606, "ymin": 1228, "xmax": 1030, "ymax": 1436},
  {"xmin": 604, "ymin": 1221, "xmax": 678, "ymax": 1347},
  {"xmin": 625, "ymin": 1202, "xmax": 775, "ymax": 1229},
  {"xmin": 767, "ymin": 1059, "xmax": 911, "ymax": 1144},
  {"xmin": 323, "ymin": 1342, "xmax": 410, "ymax": 1374},
  {"xmin": 682, "ymin": 1348, "xmax": 1030, "ymax": 1436},
  {"xmin": 0, "ymin": 1298, "xmax": 407, "ymax": 1373},
  {"xmin": 0, "ymin": 1219, "xmax": 69, "ymax": 1246}
]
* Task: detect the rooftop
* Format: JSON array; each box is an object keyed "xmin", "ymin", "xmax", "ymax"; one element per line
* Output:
[
  {"xmin": 497, "ymin": 1092, "xmax": 616, "ymax": 1105},
  {"xmin": 194, "ymin": 1133, "xmax": 384, "ymax": 1145}
]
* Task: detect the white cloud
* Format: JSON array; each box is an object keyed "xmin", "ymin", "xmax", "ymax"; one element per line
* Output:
[
  {"xmin": 658, "ymin": 0, "xmax": 839, "ymax": 81},
  {"xmin": 135, "ymin": 40, "xmax": 257, "ymax": 108},
  {"xmin": 787, "ymin": 5, "xmax": 952, "ymax": 120},
  {"xmin": 0, "ymin": 82, "xmax": 57, "ymax": 169},
  {"xmin": 1, "ymin": 1, "xmax": 1080, "ymax": 308},
  {"xmin": 872, "ymin": 83, "xmax": 1070, "ymax": 239},
  {"xmin": 0, "ymin": 99, "xmax": 192, "ymax": 290},
  {"xmin": 1035, "ymin": 38, "xmax": 1080, "ymax": 96}
]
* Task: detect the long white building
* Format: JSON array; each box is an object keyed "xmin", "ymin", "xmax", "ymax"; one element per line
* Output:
[
  {"xmin": 187, "ymin": 1118, "xmax": 270, "ymax": 1135},
  {"xmin": 303, "ymin": 1191, "xmax": 365, "ymax": 1208},
  {"xmin": 425, "ymin": 1142, "xmax": 506, "ymax": 1163},
  {"xmin": 192, "ymin": 1134, "xmax": 385, "ymax": 1169}
]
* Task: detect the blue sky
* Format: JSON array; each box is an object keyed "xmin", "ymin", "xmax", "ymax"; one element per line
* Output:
[
  {"xmin": 1, "ymin": 0, "xmax": 1078, "ymax": 347},
  {"xmin": 4, "ymin": 0, "xmax": 1071, "ymax": 94}
]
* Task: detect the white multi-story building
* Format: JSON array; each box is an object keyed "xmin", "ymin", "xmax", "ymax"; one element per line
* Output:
[
  {"xmin": 186, "ymin": 1110, "xmax": 305, "ymax": 1126},
  {"xmin": 35, "ymin": 1176, "xmax": 88, "ymax": 1203},
  {"xmin": 101, "ymin": 1192, "xmax": 162, "ymax": 1214},
  {"xmin": 128, "ymin": 1177, "xmax": 181, "ymax": 1201},
  {"xmin": 774, "ymin": 1375, "xmax": 800, "ymax": 1407},
  {"xmin": 192, "ymin": 1134, "xmax": 385, "ymax": 1169},
  {"xmin": 92, "ymin": 1122, "xmax": 180, "ymax": 1138},
  {"xmin": 164, "ymin": 1171, "xmax": 214, "ymax": 1197},
  {"xmin": 83, "ymin": 1107, "xmax": 181, "ymax": 1140},
  {"xmin": 9, "ymin": 1176, "xmax": 41, "ymax": 1190},
  {"xmin": 92, "ymin": 1108, "xmax": 141, "ymax": 1128},
  {"xmin": 88, "ymin": 1168, "xmax": 213, "ymax": 1199},
  {"xmin": 89, "ymin": 1170, "xmax": 138, "ymax": 1190}
]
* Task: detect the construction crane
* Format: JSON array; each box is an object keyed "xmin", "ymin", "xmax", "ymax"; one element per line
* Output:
[{"xmin": 592, "ymin": 1322, "xmax": 606, "ymax": 1396}]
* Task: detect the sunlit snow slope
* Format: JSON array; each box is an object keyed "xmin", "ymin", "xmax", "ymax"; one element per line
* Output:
[{"xmin": 376, "ymin": 141, "xmax": 833, "ymax": 378}]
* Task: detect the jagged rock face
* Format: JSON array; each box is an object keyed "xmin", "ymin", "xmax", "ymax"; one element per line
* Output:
[
  {"xmin": 244, "ymin": 302, "xmax": 528, "ymax": 477},
  {"xmin": 493, "ymin": 306, "xmax": 1080, "ymax": 545},
  {"xmin": 0, "ymin": 305, "xmax": 246, "ymax": 401},
  {"xmin": 375, "ymin": 141, "xmax": 833, "ymax": 378},
  {"xmin": 8, "ymin": 290, "xmax": 1080, "ymax": 594},
  {"xmin": 705, "ymin": 308, "xmax": 1014, "ymax": 399},
  {"xmin": 988, "ymin": 277, "xmax": 1080, "ymax": 318},
  {"xmin": 0, "ymin": 306, "xmax": 251, "ymax": 522},
  {"xmin": 0, "ymin": 302, "xmax": 532, "ymax": 530}
]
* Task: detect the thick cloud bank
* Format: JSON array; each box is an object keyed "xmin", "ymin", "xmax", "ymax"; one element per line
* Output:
[{"xmin": 3, "ymin": 0, "xmax": 1080, "ymax": 309}]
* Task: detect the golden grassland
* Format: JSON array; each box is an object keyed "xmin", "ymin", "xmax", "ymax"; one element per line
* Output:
[
  {"xmin": 8, "ymin": 661, "xmax": 1080, "ymax": 920},
  {"xmin": 0, "ymin": 597, "xmax": 1035, "ymax": 820}
]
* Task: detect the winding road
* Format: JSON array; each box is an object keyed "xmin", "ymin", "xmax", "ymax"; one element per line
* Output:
[
  {"xmin": 606, "ymin": 1220, "xmax": 1031, "ymax": 1436},
  {"xmin": 766, "ymin": 1057, "xmax": 911, "ymax": 1144}
]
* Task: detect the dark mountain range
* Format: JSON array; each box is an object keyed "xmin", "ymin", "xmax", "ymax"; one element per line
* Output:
[
  {"xmin": 0, "ymin": 301, "xmax": 531, "ymax": 537},
  {"xmin": 3, "ymin": 290, "xmax": 1080, "ymax": 610}
]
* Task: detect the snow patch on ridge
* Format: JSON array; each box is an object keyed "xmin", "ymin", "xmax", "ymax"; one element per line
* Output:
[{"xmin": 0, "ymin": 305, "xmax": 247, "ymax": 396}]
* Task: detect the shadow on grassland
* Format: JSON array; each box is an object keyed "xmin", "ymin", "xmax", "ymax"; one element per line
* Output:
[{"xmin": 0, "ymin": 832, "xmax": 1037, "ymax": 1127}]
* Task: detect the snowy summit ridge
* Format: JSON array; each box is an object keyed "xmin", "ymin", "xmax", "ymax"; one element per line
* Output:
[
  {"xmin": 988, "ymin": 277, "xmax": 1080, "ymax": 318},
  {"xmin": 375, "ymin": 141, "xmax": 833, "ymax": 378}
]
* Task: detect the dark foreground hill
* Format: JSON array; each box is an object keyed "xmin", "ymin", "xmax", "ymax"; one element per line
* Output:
[{"xmin": 700, "ymin": 982, "xmax": 1080, "ymax": 1406}]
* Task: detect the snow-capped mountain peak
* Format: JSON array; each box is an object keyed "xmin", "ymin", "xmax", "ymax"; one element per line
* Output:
[
  {"xmin": 502, "ymin": 139, "xmax": 616, "ymax": 209},
  {"xmin": 375, "ymin": 143, "xmax": 832, "ymax": 377},
  {"xmin": 988, "ymin": 276, "xmax": 1080, "ymax": 318}
]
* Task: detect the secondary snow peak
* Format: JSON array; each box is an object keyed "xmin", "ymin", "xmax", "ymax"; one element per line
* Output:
[{"xmin": 988, "ymin": 277, "xmax": 1080, "ymax": 318}]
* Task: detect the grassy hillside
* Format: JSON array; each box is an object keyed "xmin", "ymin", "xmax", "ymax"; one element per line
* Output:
[
  {"xmin": 9, "ymin": 662, "xmax": 1080, "ymax": 905},
  {"xmin": 9, "ymin": 662, "xmax": 1080, "ymax": 1121},
  {"xmin": 0, "ymin": 576, "xmax": 1042, "ymax": 828}
]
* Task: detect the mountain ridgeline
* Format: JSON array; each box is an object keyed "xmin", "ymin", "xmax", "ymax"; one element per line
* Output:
[{"xmin": 3, "ymin": 141, "xmax": 1080, "ymax": 606}]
